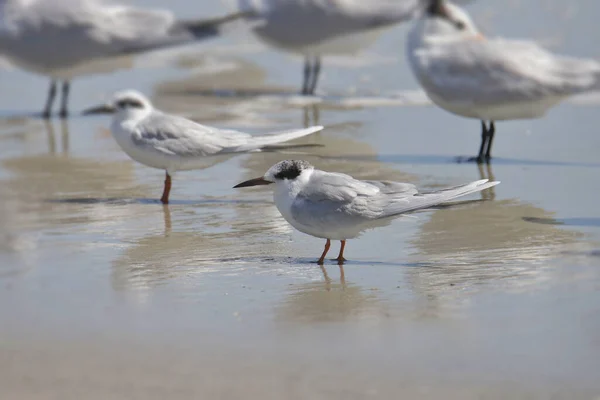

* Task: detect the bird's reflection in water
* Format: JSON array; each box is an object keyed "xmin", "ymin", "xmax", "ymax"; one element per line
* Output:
[
  {"xmin": 303, "ymin": 104, "xmax": 320, "ymax": 128},
  {"xmin": 276, "ymin": 267, "xmax": 383, "ymax": 324},
  {"xmin": 477, "ymin": 162, "xmax": 496, "ymax": 200},
  {"xmin": 44, "ymin": 119, "xmax": 70, "ymax": 155},
  {"xmin": 162, "ymin": 205, "xmax": 172, "ymax": 237},
  {"xmin": 110, "ymin": 199, "xmax": 289, "ymax": 295},
  {"xmin": 319, "ymin": 264, "xmax": 346, "ymax": 291},
  {"xmin": 406, "ymin": 197, "xmax": 581, "ymax": 315}
]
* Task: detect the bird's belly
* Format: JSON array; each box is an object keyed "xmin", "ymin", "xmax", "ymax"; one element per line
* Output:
[
  {"xmin": 427, "ymin": 92, "xmax": 563, "ymax": 121},
  {"xmin": 48, "ymin": 56, "xmax": 135, "ymax": 80},
  {"xmin": 112, "ymin": 135, "xmax": 172, "ymax": 171},
  {"xmin": 252, "ymin": 14, "xmax": 387, "ymax": 56},
  {"xmin": 174, "ymin": 154, "xmax": 235, "ymax": 172},
  {"xmin": 275, "ymin": 202, "xmax": 364, "ymax": 240},
  {"xmin": 258, "ymin": 30, "xmax": 385, "ymax": 56}
]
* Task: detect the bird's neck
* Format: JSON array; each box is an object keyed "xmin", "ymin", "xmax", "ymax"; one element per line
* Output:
[{"xmin": 409, "ymin": 18, "xmax": 481, "ymax": 48}]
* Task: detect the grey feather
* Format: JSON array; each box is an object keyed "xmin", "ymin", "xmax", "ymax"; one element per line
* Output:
[
  {"xmin": 413, "ymin": 38, "xmax": 600, "ymax": 105},
  {"xmin": 132, "ymin": 111, "xmax": 323, "ymax": 157},
  {"xmin": 290, "ymin": 171, "xmax": 499, "ymax": 237}
]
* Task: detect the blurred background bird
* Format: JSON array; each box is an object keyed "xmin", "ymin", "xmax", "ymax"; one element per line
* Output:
[
  {"xmin": 232, "ymin": 0, "xmax": 425, "ymax": 95},
  {"xmin": 0, "ymin": 0, "xmax": 249, "ymax": 118},
  {"xmin": 407, "ymin": 0, "xmax": 600, "ymax": 163}
]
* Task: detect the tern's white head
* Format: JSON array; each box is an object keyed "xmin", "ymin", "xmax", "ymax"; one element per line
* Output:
[
  {"xmin": 83, "ymin": 89, "xmax": 153, "ymax": 122},
  {"xmin": 411, "ymin": 0, "xmax": 479, "ymax": 40},
  {"xmin": 233, "ymin": 160, "xmax": 315, "ymax": 192}
]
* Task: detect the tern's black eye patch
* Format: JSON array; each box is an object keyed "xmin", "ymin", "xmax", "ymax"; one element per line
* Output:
[
  {"xmin": 274, "ymin": 164, "xmax": 302, "ymax": 180},
  {"xmin": 454, "ymin": 20, "xmax": 466, "ymax": 30},
  {"xmin": 116, "ymin": 99, "xmax": 143, "ymax": 109},
  {"xmin": 273, "ymin": 160, "xmax": 312, "ymax": 180}
]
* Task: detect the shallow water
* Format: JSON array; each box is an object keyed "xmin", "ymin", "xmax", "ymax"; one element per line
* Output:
[{"xmin": 1, "ymin": 0, "xmax": 600, "ymax": 398}]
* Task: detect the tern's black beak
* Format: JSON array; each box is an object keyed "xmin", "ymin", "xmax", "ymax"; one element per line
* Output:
[
  {"xmin": 82, "ymin": 104, "xmax": 115, "ymax": 115},
  {"xmin": 426, "ymin": 0, "xmax": 465, "ymax": 29},
  {"xmin": 233, "ymin": 177, "xmax": 273, "ymax": 188}
]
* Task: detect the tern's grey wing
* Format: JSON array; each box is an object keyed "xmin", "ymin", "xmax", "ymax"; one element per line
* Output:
[
  {"xmin": 363, "ymin": 180, "xmax": 418, "ymax": 195},
  {"xmin": 412, "ymin": 38, "xmax": 600, "ymax": 105},
  {"xmin": 290, "ymin": 176, "xmax": 498, "ymax": 234},
  {"xmin": 133, "ymin": 112, "xmax": 252, "ymax": 157},
  {"xmin": 289, "ymin": 172, "xmax": 399, "ymax": 233},
  {"xmin": 298, "ymin": 170, "xmax": 381, "ymax": 203}
]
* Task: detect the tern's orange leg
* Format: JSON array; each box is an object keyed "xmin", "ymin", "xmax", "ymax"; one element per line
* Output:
[
  {"xmin": 160, "ymin": 172, "xmax": 172, "ymax": 204},
  {"xmin": 317, "ymin": 239, "xmax": 331, "ymax": 265},
  {"xmin": 336, "ymin": 240, "xmax": 347, "ymax": 264}
]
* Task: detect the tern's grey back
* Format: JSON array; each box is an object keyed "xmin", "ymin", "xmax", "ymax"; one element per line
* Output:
[
  {"xmin": 245, "ymin": 0, "xmax": 421, "ymax": 51},
  {"xmin": 288, "ymin": 170, "xmax": 498, "ymax": 239},
  {"xmin": 133, "ymin": 111, "xmax": 253, "ymax": 158}
]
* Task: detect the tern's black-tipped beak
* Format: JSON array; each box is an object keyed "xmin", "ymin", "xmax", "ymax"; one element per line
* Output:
[
  {"xmin": 426, "ymin": 0, "xmax": 465, "ymax": 29},
  {"xmin": 233, "ymin": 177, "xmax": 273, "ymax": 188},
  {"xmin": 426, "ymin": 0, "xmax": 445, "ymax": 16},
  {"xmin": 82, "ymin": 104, "xmax": 115, "ymax": 115}
]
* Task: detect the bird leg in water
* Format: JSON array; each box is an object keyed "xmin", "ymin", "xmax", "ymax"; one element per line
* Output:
[
  {"xmin": 160, "ymin": 172, "xmax": 172, "ymax": 204},
  {"xmin": 317, "ymin": 239, "xmax": 331, "ymax": 265},
  {"xmin": 42, "ymin": 80, "xmax": 57, "ymax": 119},
  {"xmin": 302, "ymin": 56, "xmax": 321, "ymax": 95},
  {"xmin": 469, "ymin": 120, "xmax": 493, "ymax": 163},
  {"xmin": 302, "ymin": 57, "xmax": 311, "ymax": 95},
  {"xmin": 59, "ymin": 81, "xmax": 70, "ymax": 118},
  {"xmin": 308, "ymin": 56, "xmax": 321, "ymax": 95},
  {"xmin": 335, "ymin": 240, "xmax": 347, "ymax": 264}
]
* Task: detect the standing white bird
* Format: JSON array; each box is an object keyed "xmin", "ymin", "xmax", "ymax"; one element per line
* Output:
[
  {"xmin": 236, "ymin": 0, "xmax": 425, "ymax": 95},
  {"xmin": 407, "ymin": 0, "xmax": 600, "ymax": 163},
  {"xmin": 234, "ymin": 160, "xmax": 499, "ymax": 264},
  {"xmin": 0, "ymin": 0, "xmax": 248, "ymax": 118},
  {"xmin": 83, "ymin": 91, "xmax": 324, "ymax": 204}
]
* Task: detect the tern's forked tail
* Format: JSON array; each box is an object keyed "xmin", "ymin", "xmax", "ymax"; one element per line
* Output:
[{"xmin": 380, "ymin": 179, "xmax": 500, "ymax": 218}]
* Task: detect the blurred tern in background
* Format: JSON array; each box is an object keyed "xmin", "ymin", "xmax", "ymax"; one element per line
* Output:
[
  {"xmin": 236, "ymin": 0, "xmax": 425, "ymax": 95},
  {"xmin": 407, "ymin": 0, "xmax": 600, "ymax": 163},
  {"xmin": 0, "ymin": 0, "xmax": 248, "ymax": 118},
  {"xmin": 235, "ymin": 160, "xmax": 499, "ymax": 264},
  {"xmin": 84, "ymin": 91, "xmax": 323, "ymax": 204}
]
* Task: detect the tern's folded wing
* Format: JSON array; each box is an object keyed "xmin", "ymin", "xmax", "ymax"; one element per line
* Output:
[
  {"xmin": 133, "ymin": 113, "xmax": 250, "ymax": 157},
  {"xmin": 413, "ymin": 38, "xmax": 600, "ymax": 105},
  {"xmin": 289, "ymin": 173, "xmax": 403, "ymax": 225}
]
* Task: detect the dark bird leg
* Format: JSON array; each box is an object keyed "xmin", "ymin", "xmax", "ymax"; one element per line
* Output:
[
  {"xmin": 335, "ymin": 240, "xmax": 347, "ymax": 264},
  {"xmin": 59, "ymin": 81, "xmax": 70, "ymax": 119},
  {"xmin": 302, "ymin": 57, "xmax": 311, "ymax": 95},
  {"xmin": 466, "ymin": 120, "xmax": 490, "ymax": 163},
  {"xmin": 317, "ymin": 239, "xmax": 331, "ymax": 265},
  {"xmin": 308, "ymin": 56, "xmax": 321, "ymax": 95},
  {"xmin": 42, "ymin": 80, "xmax": 57, "ymax": 119},
  {"xmin": 484, "ymin": 121, "xmax": 495, "ymax": 161},
  {"xmin": 160, "ymin": 172, "xmax": 172, "ymax": 204}
]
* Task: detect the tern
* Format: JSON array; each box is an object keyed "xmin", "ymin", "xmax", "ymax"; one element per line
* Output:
[
  {"xmin": 407, "ymin": 0, "xmax": 600, "ymax": 163},
  {"xmin": 237, "ymin": 0, "xmax": 424, "ymax": 95},
  {"xmin": 234, "ymin": 160, "xmax": 499, "ymax": 264},
  {"xmin": 84, "ymin": 91, "xmax": 324, "ymax": 204},
  {"xmin": 0, "ymin": 0, "xmax": 249, "ymax": 118}
]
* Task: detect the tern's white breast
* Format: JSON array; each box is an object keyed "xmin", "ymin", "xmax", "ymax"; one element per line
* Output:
[{"xmin": 111, "ymin": 120, "xmax": 174, "ymax": 171}]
